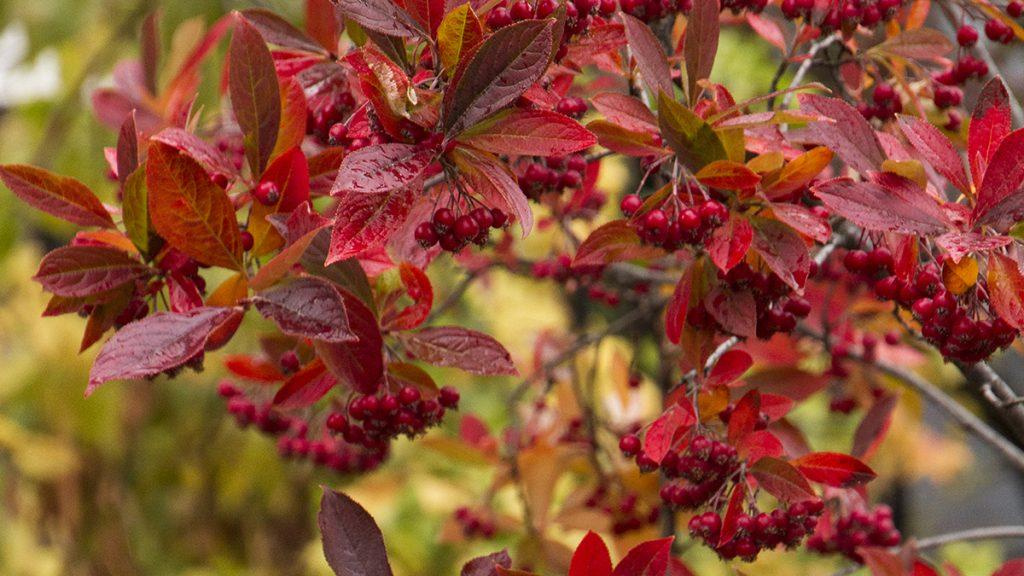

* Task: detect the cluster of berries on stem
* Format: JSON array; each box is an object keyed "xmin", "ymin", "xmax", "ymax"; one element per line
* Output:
[
  {"xmin": 807, "ymin": 504, "xmax": 902, "ymax": 561},
  {"xmin": 415, "ymin": 206, "xmax": 509, "ymax": 252},
  {"xmin": 621, "ymin": 192, "xmax": 729, "ymax": 252},
  {"xmin": 689, "ymin": 499, "xmax": 824, "ymax": 561}
]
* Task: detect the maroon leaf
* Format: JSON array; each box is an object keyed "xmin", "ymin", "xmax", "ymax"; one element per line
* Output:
[
  {"xmin": 665, "ymin": 267, "xmax": 694, "ymax": 345},
  {"xmin": 319, "ymin": 487, "xmax": 395, "ymax": 576},
  {"xmin": 994, "ymin": 559, "xmax": 1024, "ymax": 576},
  {"xmin": 317, "ymin": 288, "xmax": 385, "ymax": 395},
  {"xmin": 611, "ymin": 537, "xmax": 673, "ymax": 576},
  {"xmin": 620, "ymin": 13, "xmax": 674, "ymax": 99},
  {"xmin": 87, "ymin": 306, "xmax": 243, "ymax": 395},
  {"xmin": 968, "ymin": 77, "xmax": 1011, "ymax": 188},
  {"xmin": 750, "ymin": 216, "xmax": 811, "ymax": 291},
  {"xmin": 332, "ymin": 143, "xmax": 436, "ymax": 196},
  {"xmin": 738, "ymin": 429, "xmax": 784, "ymax": 463},
  {"xmin": 241, "ymin": 8, "xmax": 329, "ymax": 54},
  {"xmin": 253, "ymin": 277, "xmax": 355, "ymax": 343},
  {"xmin": 792, "ymin": 452, "xmax": 877, "ymax": 487},
  {"xmin": 586, "ymin": 120, "xmax": 668, "ymax": 157},
  {"xmin": 568, "ymin": 532, "xmax": 613, "ymax": 576},
  {"xmin": 706, "ymin": 286, "xmax": 757, "ymax": 339},
  {"xmin": 273, "ymin": 359, "xmax": 337, "ymax": 409},
  {"xmin": 896, "ymin": 114, "xmax": 970, "ymax": 195},
  {"xmin": 934, "ymin": 231, "xmax": 1010, "ymax": 264},
  {"xmin": 0, "ymin": 164, "xmax": 115, "ymax": 228},
  {"xmin": 459, "ymin": 109, "xmax": 596, "ymax": 157},
  {"xmin": 389, "ymin": 263, "xmax": 433, "ymax": 331},
  {"xmin": 230, "ymin": 17, "xmax": 282, "ymax": 176},
  {"xmin": 986, "ymin": 252, "xmax": 1024, "ymax": 331},
  {"xmin": 973, "ymin": 129, "xmax": 1024, "ymax": 231},
  {"xmin": 705, "ymin": 349, "xmax": 753, "ymax": 387},
  {"xmin": 717, "ymin": 484, "xmax": 746, "ymax": 546},
  {"xmin": 644, "ymin": 405, "xmax": 694, "ymax": 464},
  {"xmin": 151, "ymin": 128, "xmax": 237, "ymax": 177},
  {"xmin": 452, "ymin": 147, "xmax": 534, "ymax": 237},
  {"xmin": 400, "ymin": 326, "xmax": 518, "ymax": 376},
  {"xmin": 572, "ymin": 220, "xmax": 664, "ymax": 268},
  {"xmin": 399, "ymin": 0, "xmax": 448, "ymax": 37},
  {"xmin": 35, "ymin": 245, "xmax": 149, "ymax": 298},
  {"xmin": 811, "ymin": 176, "xmax": 950, "ymax": 236},
  {"xmin": 727, "ymin": 389, "xmax": 761, "ymax": 444},
  {"xmin": 708, "ymin": 213, "xmax": 752, "ymax": 273},
  {"xmin": 770, "ymin": 202, "xmax": 831, "ymax": 243},
  {"xmin": 332, "ymin": 0, "xmax": 425, "ymax": 39},
  {"xmin": 851, "ymin": 394, "xmax": 897, "ymax": 460},
  {"xmin": 749, "ymin": 457, "xmax": 817, "ymax": 503},
  {"xmin": 683, "ymin": 0, "xmax": 719, "ymax": 102},
  {"xmin": 798, "ymin": 93, "xmax": 885, "ymax": 174},
  {"xmin": 326, "ymin": 187, "xmax": 415, "ymax": 265},
  {"xmin": 116, "ymin": 111, "xmax": 139, "ymax": 190},
  {"xmin": 591, "ymin": 92, "xmax": 658, "ymax": 133},
  {"xmin": 462, "ymin": 550, "xmax": 513, "ymax": 576},
  {"xmin": 443, "ymin": 19, "xmax": 554, "ymax": 136}
]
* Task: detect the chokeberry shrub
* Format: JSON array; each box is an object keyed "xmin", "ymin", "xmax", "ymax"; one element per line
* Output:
[{"xmin": 4, "ymin": 0, "xmax": 1024, "ymax": 574}]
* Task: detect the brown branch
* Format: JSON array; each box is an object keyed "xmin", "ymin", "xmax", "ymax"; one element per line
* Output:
[{"xmin": 912, "ymin": 525, "xmax": 1024, "ymax": 551}]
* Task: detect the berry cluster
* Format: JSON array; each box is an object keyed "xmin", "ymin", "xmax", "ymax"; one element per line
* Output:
[
  {"xmin": 655, "ymin": 435, "xmax": 741, "ymax": 509},
  {"xmin": 583, "ymin": 486, "xmax": 660, "ymax": 534},
  {"xmin": 617, "ymin": 0, "xmax": 694, "ymax": 22},
  {"xmin": 486, "ymin": 0, "xmax": 598, "ymax": 61},
  {"xmin": 807, "ymin": 505, "xmax": 901, "ymax": 561},
  {"xmin": 454, "ymin": 507, "xmax": 498, "ymax": 539},
  {"xmin": 218, "ymin": 381, "xmax": 386, "ymax": 474},
  {"xmin": 689, "ymin": 500, "xmax": 824, "ymax": 561},
  {"xmin": 531, "ymin": 255, "xmax": 634, "ymax": 307},
  {"xmin": 814, "ymin": 0, "xmax": 904, "ymax": 32},
  {"xmin": 415, "ymin": 206, "xmax": 509, "ymax": 252},
  {"xmin": 326, "ymin": 386, "xmax": 461, "ymax": 450},
  {"xmin": 985, "ymin": 17, "xmax": 1016, "ymax": 44},
  {"xmin": 844, "ymin": 250, "xmax": 1017, "ymax": 362},
  {"xmin": 308, "ymin": 89, "xmax": 357, "ymax": 146},
  {"xmin": 518, "ymin": 154, "xmax": 588, "ymax": 200},
  {"xmin": 687, "ymin": 262, "xmax": 814, "ymax": 339},
  {"xmin": 857, "ymin": 83, "xmax": 902, "ymax": 122},
  {"xmin": 621, "ymin": 193, "xmax": 729, "ymax": 252}
]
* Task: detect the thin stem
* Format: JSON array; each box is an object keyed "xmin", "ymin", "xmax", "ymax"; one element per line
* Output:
[
  {"xmin": 780, "ymin": 36, "xmax": 841, "ymax": 109},
  {"xmin": 913, "ymin": 525, "xmax": 1024, "ymax": 551}
]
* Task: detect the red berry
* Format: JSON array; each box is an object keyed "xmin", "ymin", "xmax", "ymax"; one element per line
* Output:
[
  {"xmin": 439, "ymin": 386, "xmax": 460, "ymax": 408},
  {"xmin": 599, "ymin": 0, "xmax": 617, "ymax": 14},
  {"xmin": 490, "ymin": 208, "xmax": 509, "ymax": 228},
  {"xmin": 620, "ymin": 194, "xmax": 643, "ymax": 216},
  {"xmin": 240, "ymin": 230, "xmax": 254, "ymax": 252},
  {"xmin": 328, "ymin": 123, "xmax": 348, "ymax": 145},
  {"xmin": 415, "ymin": 222, "xmax": 439, "ymax": 247},
  {"xmin": 510, "ymin": 0, "xmax": 534, "ymax": 20},
  {"xmin": 470, "ymin": 207, "xmax": 494, "ymax": 229},
  {"xmin": 619, "ymin": 434, "xmax": 641, "ymax": 456},
  {"xmin": 1009, "ymin": 1, "xmax": 1023, "ymax": 17},
  {"xmin": 280, "ymin": 350, "xmax": 301, "ymax": 373},
  {"xmin": 487, "ymin": 6, "xmax": 513, "ymax": 28},
  {"xmin": 253, "ymin": 181, "xmax": 280, "ymax": 206},
  {"xmin": 957, "ymin": 25, "xmax": 979, "ymax": 46},
  {"xmin": 399, "ymin": 386, "xmax": 421, "ymax": 405},
  {"xmin": 454, "ymin": 214, "xmax": 481, "ymax": 240},
  {"xmin": 433, "ymin": 208, "xmax": 456, "ymax": 232}
]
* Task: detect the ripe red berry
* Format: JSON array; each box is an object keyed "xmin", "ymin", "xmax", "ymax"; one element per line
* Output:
[
  {"xmin": 415, "ymin": 222, "xmax": 439, "ymax": 247},
  {"xmin": 490, "ymin": 208, "xmax": 508, "ymax": 228},
  {"xmin": 470, "ymin": 207, "xmax": 494, "ymax": 229},
  {"xmin": 439, "ymin": 386, "xmax": 460, "ymax": 408},
  {"xmin": 454, "ymin": 215, "xmax": 481, "ymax": 240},
  {"xmin": 620, "ymin": 194, "xmax": 643, "ymax": 215},
  {"xmin": 1009, "ymin": 1, "xmax": 1023, "ymax": 17},
  {"xmin": 240, "ymin": 230, "xmax": 254, "ymax": 252},
  {"xmin": 619, "ymin": 434, "xmax": 641, "ymax": 456},
  {"xmin": 433, "ymin": 208, "xmax": 456, "ymax": 232},
  {"xmin": 253, "ymin": 181, "xmax": 280, "ymax": 206},
  {"xmin": 328, "ymin": 123, "xmax": 348, "ymax": 145},
  {"xmin": 280, "ymin": 350, "xmax": 301, "ymax": 373},
  {"xmin": 486, "ymin": 6, "xmax": 513, "ymax": 28},
  {"xmin": 957, "ymin": 25, "xmax": 979, "ymax": 46},
  {"xmin": 399, "ymin": 386, "xmax": 421, "ymax": 405},
  {"xmin": 510, "ymin": 0, "xmax": 534, "ymax": 20}
]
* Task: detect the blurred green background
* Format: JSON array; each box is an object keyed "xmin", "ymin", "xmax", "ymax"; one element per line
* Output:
[{"xmin": 0, "ymin": 1, "xmax": 1019, "ymax": 575}]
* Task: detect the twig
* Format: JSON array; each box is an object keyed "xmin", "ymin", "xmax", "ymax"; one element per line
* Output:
[
  {"xmin": 425, "ymin": 263, "xmax": 496, "ymax": 323},
  {"xmin": 780, "ymin": 36, "xmax": 841, "ymax": 109},
  {"xmin": 913, "ymin": 525, "xmax": 1024, "ymax": 551},
  {"xmin": 956, "ymin": 361, "xmax": 1024, "ymax": 445}
]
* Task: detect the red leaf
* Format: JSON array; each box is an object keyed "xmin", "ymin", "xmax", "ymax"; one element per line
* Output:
[
  {"xmin": 241, "ymin": 8, "xmax": 329, "ymax": 54},
  {"xmin": 665, "ymin": 267, "xmax": 694, "ymax": 345},
  {"xmin": 738, "ymin": 429, "xmax": 784, "ymax": 463},
  {"xmin": 459, "ymin": 109, "xmax": 596, "ymax": 157},
  {"xmin": 591, "ymin": 92, "xmax": 658, "ymax": 133},
  {"xmin": 620, "ymin": 13, "xmax": 674, "ymax": 99},
  {"xmin": 225, "ymin": 355, "xmax": 284, "ymax": 382},
  {"xmin": 798, "ymin": 93, "xmax": 886, "ymax": 174},
  {"xmin": 569, "ymin": 532, "xmax": 613, "ymax": 576},
  {"xmin": 718, "ymin": 484, "xmax": 746, "ymax": 546},
  {"xmin": 87, "ymin": 306, "xmax": 243, "ymax": 395},
  {"xmin": 0, "ymin": 164, "xmax": 115, "ymax": 228},
  {"xmin": 897, "ymin": 115, "xmax": 970, "ymax": 195},
  {"xmin": 399, "ymin": 0, "xmax": 449, "ymax": 37},
  {"xmin": 770, "ymin": 202, "xmax": 831, "ymax": 243},
  {"xmin": 319, "ymin": 488, "xmax": 395, "ymax": 576},
  {"xmin": 586, "ymin": 120, "xmax": 668, "ymax": 157},
  {"xmin": 706, "ymin": 286, "xmax": 757, "ymax": 339},
  {"xmin": 443, "ymin": 19, "xmax": 554, "ymax": 136},
  {"xmin": 811, "ymin": 176, "xmax": 950, "ymax": 236},
  {"xmin": 859, "ymin": 547, "xmax": 905, "ymax": 576},
  {"xmin": 750, "ymin": 216, "xmax": 811, "ymax": 291},
  {"xmin": 792, "ymin": 452, "xmax": 877, "ymax": 487},
  {"xmin": 644, "ymin": 405, "xmax": 695, "ymax": 464},
  {"xmin": 147, "ymin": 141, "xmax": 244, "ymax": 270},
  {"xmin": 973, "ymin": 129, "xmax": 1024, "ymax": 232},
  {"xmin": 935, "ymin": 232, "xmax": 1011, "ymax": 264},
  {"xmin": 749, "ymin": 457, "xmax": 817, "ymax": 502},
  {"xmin": 968, "ymin": 77, "xmax": 1011, "ymax": 188},
  {"xmin": 273, "ymin": 358, "xmax": 337, "ymax": 409},
  {"xmin": 332, "ymin": 143, "xmax": 435, "ymax": 196},
  {"xmin": 316, "ymin": 288, "xmax": 385, "ymax": 395},
  {"xmin": 333, "ymin": 0, "xmax": 425, "ymax": 38},
  {"xmin": 986, "ymin": 252, "xmax": 1024, "ymax": 331},
  {"xmin": 705, "ymin": 349, "xmax": 752, "ymax": 387},
  {"xmin": 390, "ymin": 262, "xmax": 434, "ymax": 331},
  {"xmin": 151, "ymin": 128, "xmax": 237, "ymax": 178},
  {"xmin": 34, "ymin": 245, "xmax": 149, "ymax": 298},
  {"xmin": 462, "ymin": 550, "xmax": 513, "ymax": 576},
  {"xmin": 708, "ymin": 213, "xmax": 752, "ymax": 273},
  {"xmin": 728, "ymin": 389, "xmax": 761, "ymax": 444},
  {"xmin": 250, "ymin": 146, "xmax": 312, "ymax": 255},
  {"xmin": 327, "ymin": 187, "xmax": 415, "ymax": 265},
  {"xmin": 695, "ymin": 160, "xmax": 761, "ymax": 190},
  {"xmin": 452, "ymin": 147, "xmax": 535, "ymax": 237},
  {"xmin": 253, "ymin": 277, "xmax": 355, "ymax": 343},
  {"xmin": 852, "ymin": 393, "xmax": 897, "ymax": 460},
  {"xmin": 612, "ymin": 537, "xmax": 673, "ymax": 576},
  {"xmin": 229, "ymin": 17, "xmax": 281, "ymax": 176},
  {"xmin": 993, "ymin": 559, "xmax": 1024, "ymax": 576},
  {"xmin": 683, "ymin": 0, "xmax": 719, "ymax": 102},
  {"xmin": 912, "ymin": 560, "xmax": 942, "ymax": 576},
  {"xmin": 572, "ymin": 220, "xmax": 664, "ymax": 268},
  {"xmin": 401, "ymin": 327, "xmax": 517, "ymax": 376},
  {"xmin": 116, "ymin": 111, "xmax": 139, "ymax": 190}
]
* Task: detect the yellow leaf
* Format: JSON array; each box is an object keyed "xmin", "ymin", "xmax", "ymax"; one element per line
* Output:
[
  {"xmin": 437, "ymin": 4, "xmax": 483, "ymax": 74},
  {"xmin": 764, "ymin": 146, "xmax": 833, "ymax": 198},
  {"xmin": 206, "ymin": 272, "xmax": 249, "ymax": 306},
  {"xmin": 747, "ymin": 151, "xmax": 784, "ymax": 174},
  {"xmin": 943, "ymin": 256, "xmax": 978, "ymax": 295},
  {"xmin": 882, "ymin": 159, "xmax": 927, "ymax": 189}
]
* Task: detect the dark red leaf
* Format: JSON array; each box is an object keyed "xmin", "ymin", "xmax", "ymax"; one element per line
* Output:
[
  {"xmin": 811, "ymin": 176, "xmax": 950, "ymax": 236},
  {"xmin": 728, "ymin": 389, "xmax": 761, "ymax": 444},
  {"xmin": 241, "ymin": 8, "xmax": 329, "ymax": 54},
  {"xmin": 274, "ymin": 358, "xmax": 337, "ymax": 408},
  {"xmin": 462, "ymin": 550, "xmax": 513, "ymax": 576},
  {"xmin": 683, "ymin": 0, "xmax": 719, "ymax": 102},
  {"xmin": 973, "ymin": 129, "xmax": 1024, "ymax": 231},
  {"xmin": 968, "ymin": 77, "xmax": 1011, "ymax": 188},
  {"xmin": 737, "ymin": 429, "xmax": 784, "ymax": 463},
  {"xmin": 568, "ymin": 532, "xmax": 613, "ymax": 576},
  {"xmin": 993, "ymin": 559, "xmax": 1024, "ymax": 576},
  {"xmin": 229, "ymin": 17, "xmax": 281, "ymax": 176},
  {"xmin": 35, "ymin": 245, "xmax": 149, "ymax": 298},
  {"xmin": 389, "ymin": 263, "xmax": 433, "ymax": 331},
  {"xmin": 708, "ymin": 213, "xmax": 752, "ymax": 273},
  {"xmin": 769, "ymin": 202, "xmax": 831, "ymax": 243},
  {"xmin": 316, "ymin": 288, "xmax": 385, "ymax": 395},
  {"xmin": 319, "ymin": 487, "xmax": 395, "ymax": 576},
  {"xmin": 749, "ymin": 457, "xmax": 817, "ymax": 502},
  {"xmin": 586, "ymin": 120, "xmax": 668, "ymax": 157},
  {"xmin": 451, "ymin": 147, "xmax": 534, "ymax": 237},
  {"xmin": 398, "ymin": 0, "xmax": 447, "ymax": 37},
  {"xmin": 400, "ymin": 326, "xmax": 518, "ymax": 376},
  {"xmin": 591, "ymin": 92, "xmax": 658, "ymax": 133},
  {"xmin": 706, "ymin": 286, "xmax": 757, "ymax": 339},
  {"xmin": 718, "ymin": 484, "xmax": 746, "ymax": 546},
  {"xmin": 665, "ymin": 267, "xmax": 694, "ymax": 345},
  {"xmin": 572, "ymin": 220, "xmax": 664, "ymax": 268},
  {"xmin": 935, "ymin": 232, "xmax": 1011, "ymax": 264},
  {"xmin": 459, "ymin": 109, "xmax": 596, "ymax": 157},
  {"xmin": 225, "ymin": 355, "xmax": 284, "ymax": 382},
  {"xmin": 151, "ymin": 128, "xmax": 237, "ymax": 177},
  {"xmin": 87, "ymin": 306, "xmax": 243, "ymax": 396},
  {"xmin": 986, "ymin": 252, "xmax": 1024, "ymax": 331},
  {"xmin": 859, "ymin": 547, "xmax": 905, "ymax": 576},
  {"xmin": 611, "ymin": 537, "xmax": 673, "ymax": 576},
  {"xmin": 644, "ymin": 405, "xmax": 694, "ymax": 464},
  {"xmin": 116, "ymin": 111, "xmax": 139, "ymax": 190},
  {"xmin": 705, "ymin": 349, "xmax": 753, "ymax": 387},
  {"xmin": 852, "ymin": 394, "xmax": 897, "ymax": 460},
  {"xmin": 620, "ymin": 13, "xmax": 674, "ymax": 99},
  {"xmin": 897, "ymin": 114, "xmax": 970, "ymax": 195},
  {"xmin": 253, "ymin": 277, "xmax": 355, "ymax": 343},
  {"xmin": 798, "ymin": 93, "xmax": 886, "ymax": 174},
  {"xmin": 792, "ymin": 452, "xmax": 877, "ymax": 487},
  {"xmin": 326, "ymin": 187, "xmax": 415, "ymax": 265},
  {"xmin": 332, "ymin": 143, "xmax": 435, "ymax": 196},
  {"xmin": 443, "ymin": 19, "xmax": 554, "ymax": 136},
  {"xmin": 750, "ymin": 215, "xmax": 811, "ymax": 291},
  {"xmin": 333, "ymin": 0, "xmax": 425, "ymax": 38},
  {"xmin": 0, "ymin": 164, "xmax": 115, "ymax": 228}
]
